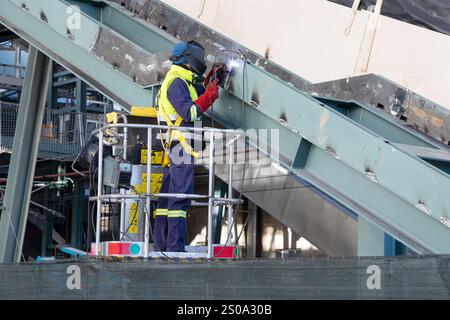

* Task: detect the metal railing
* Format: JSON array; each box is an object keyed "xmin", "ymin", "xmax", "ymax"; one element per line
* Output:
[
  {"xmin": 0, "ymin": 101, "xmax": 104, "ymax": 159},
  {"xmin": 89, "ymin": 123, "xmax": 244, "ymax": 259}
]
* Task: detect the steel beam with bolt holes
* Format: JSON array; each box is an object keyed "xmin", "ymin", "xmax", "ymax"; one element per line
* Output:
[
  {"xmin": 0, "ymin": 0, "xmax": 449, "ymax": 255},
  {"xmin": 0, "ymin": 0, "xmax": 152, "ymax": 110}
]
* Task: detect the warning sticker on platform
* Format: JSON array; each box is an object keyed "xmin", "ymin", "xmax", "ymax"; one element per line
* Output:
[
  {"xmin": 141, "ymin": 149, "xmax": 163, "ymax": 165},
  {"xmin": 150, "ymin": 173, "xmax": 163, "ymax": 194},
  {"xmin": 133, "ymin": 173, "xmax": 163, "ymax": 195},
  {"xmin": 129, "ymin": 203, "xmax": 139, "ymax": 234}
]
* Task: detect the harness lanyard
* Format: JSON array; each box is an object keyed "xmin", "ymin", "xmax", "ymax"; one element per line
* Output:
[
  {"xmin": 158, "ymin": 107, "xmax": 201, "ymax": 159},
  {"xmin": 156, "ymin": 90, "xmax": 202, "ymax": 164}
]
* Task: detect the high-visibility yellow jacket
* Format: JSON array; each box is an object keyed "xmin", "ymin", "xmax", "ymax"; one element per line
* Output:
[{"xmin": 156, "ymin": 65, "xmax": 204, "ymax": 160}]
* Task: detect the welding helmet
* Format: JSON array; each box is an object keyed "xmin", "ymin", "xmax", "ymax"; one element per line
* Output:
[{"xmin": 170, "ymin": 40, "xmax": 207, "ymax": 76}]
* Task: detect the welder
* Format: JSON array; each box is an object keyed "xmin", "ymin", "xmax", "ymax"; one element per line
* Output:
[{"xmin": 153, "ymin": 40, "xmax": 226, "ymax": 252}]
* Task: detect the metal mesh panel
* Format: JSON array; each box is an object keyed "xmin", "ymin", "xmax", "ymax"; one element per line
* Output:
[
  {"xmin": 0, "ymin": 101, "xmax": 104, "ymax": 160},
  {"xmin": 0, "ymin": 255, "xmax": 449, "ymax": 299},
  {"xmin": 0, "ymin": 101, "xmax": 17, "ymax": 152}
]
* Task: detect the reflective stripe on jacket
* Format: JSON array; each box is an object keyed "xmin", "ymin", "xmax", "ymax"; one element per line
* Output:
[{"xmin": 158, "ymin": 65, "xmax": 201, "ymax": 125}]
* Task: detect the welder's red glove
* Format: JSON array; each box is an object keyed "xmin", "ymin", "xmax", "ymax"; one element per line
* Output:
[
  {"xmin": 195, "ymin": 79, "xmax": 219, "ymax": 112},
  {"xmin": 204, "ymin": 63, "xmax": 226, "ymax": 86}
]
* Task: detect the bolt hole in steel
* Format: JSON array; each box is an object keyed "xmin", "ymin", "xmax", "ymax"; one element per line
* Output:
[
  {"xmin": 250, "ymin": 91, "xmax": 260, "ymax": 109},
  {"xmin": 40, "ymin": 11, "xmax": 48, "ymax": 23},
  {"xmin": 416, "ymin": 200, "xmax": 432, "ymax": 216},
  {"xmin": 441, "ymin": 217, "xmax": 450, "ymax": 228},
  {"xmin": 112, "ymin": 46, "xmax": 120, "ymax": 54},
  {"xmin": 365, "ymin": 169, "xmax": 378, "ymax": 183},
  {"xmin": 325, "ymin": 145, "xmax": 338, "ymax": 159},
  {"xmin": 249, "ymin": 101, "xmax": 260, "ymax": 109},
  {"xmin": 264, "ymin": 46, "xmax": 270, "ymax": 59},
  {"xmin": 66, "ymin": 28, "xmax": 74, "ymax": 40},
  {"xmin": 279, "ymin": 112, "xmax": 288, "ymax": 126}
]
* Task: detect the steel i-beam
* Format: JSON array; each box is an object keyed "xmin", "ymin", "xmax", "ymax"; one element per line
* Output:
[{"xmin": 0, "ymin": 47, "xmax": 51, "ymax": 263}]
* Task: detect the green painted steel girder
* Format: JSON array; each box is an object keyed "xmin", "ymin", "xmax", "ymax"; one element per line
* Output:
[
  {"xmin": 99, "ymin": 2, "xmax": 176, "ymax": 54},
  {"xmin": 212, "ymin": 94, "xmax": 450, "ymax": 254},
  {"xmin": 0, "ymin": 0, "xmax": 449, "ymax": 254},
  {"xmin": 0, "ymin": 47, "xmax": 51, "ymax": 263},
  {"xmin": 211, "ymin": 61, "xmax": 450, "ymax": 243},
  {"xmin": 0, "ymin": 0, "xmax": 151, "ymax": 110}
]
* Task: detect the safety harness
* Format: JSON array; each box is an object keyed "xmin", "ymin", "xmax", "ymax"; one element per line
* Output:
[{"xmin": 156, "ymin": 65, "xmax": 202, "ymax": 167}]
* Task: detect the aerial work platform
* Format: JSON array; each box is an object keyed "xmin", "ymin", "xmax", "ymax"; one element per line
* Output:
[{"xmin": 88, "ymin": 121, "xmax": 243, "ymax": 259}]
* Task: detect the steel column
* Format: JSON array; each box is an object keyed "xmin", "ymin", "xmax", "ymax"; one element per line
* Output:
[
  {"xmin": 213, "ymin": 183, "xmax": 227, "ymax": 244},
  {"xmin": 383, "ymin": 234, "xmax": 408, "ymax": 256},
  {"xmin": 207, "ymin": 136, "xmax": 216, "ymax": 259},
  {"xmin": 40, "ymin": 188, "xmax": 52, "ymax": 257},
  {"xmin": 95, "ymin": 130, "xmax": 104, "ymax": 256},
  {"xmin": 0, "ymin": 0, "xmax": 149, "ymax": 109},
  {"xmin": 0, "ymin": 47, "xmax": 51, "ymax": 263},
  {"xmin": 246, "ymin": 200, "xmax": 258, "ymax": 259},
  {"xmin": 357, "ymin": 216, "xmax": 385, "ymax": 256},
  {"xmin": 71, "ymin": 180, "xmax": 85, "ymax": 249},
  {"xmin": 14, "ymin": 46, "xmax": 21, "ymax": 79},
  {"xmin": 47, "ymin": 62, "xmax": 58, "ymax": 109},
  {"xmin": 227, "ymin": 141, "xmax": 235, "ymax": 244},
  {"xmin": 75, "ymin": 79, "xmax": 87, "ymax": 113},
  {"xmin": 76, "ymin": 79, "xmax": 87, "ymax": 146},
  {"xmin": 144, "ymin": 127, "xmax": 152, "ymax": 258}
]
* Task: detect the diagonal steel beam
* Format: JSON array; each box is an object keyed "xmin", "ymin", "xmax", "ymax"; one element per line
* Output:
[
  {"xmin": 0, "ymin": 47, "xmax": 51, "ymax": 263},
  {"xmin": 0, "ymin": 0, "xmax": 151, "ymax": 110}
]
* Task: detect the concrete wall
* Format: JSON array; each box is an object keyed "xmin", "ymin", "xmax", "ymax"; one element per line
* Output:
[{"xmin": 162, "ymin": 0, "xmax": 450, "ymax": 109}]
